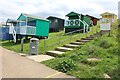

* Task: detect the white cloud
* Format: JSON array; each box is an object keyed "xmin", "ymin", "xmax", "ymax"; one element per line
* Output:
[{"xmin": 0, "ymin": 0, "xmax": 119, "ymax": 22}]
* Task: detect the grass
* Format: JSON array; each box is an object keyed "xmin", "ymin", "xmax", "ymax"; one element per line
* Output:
[
  {"xmin": 0, "ymin": 24, "xmax": 100, "ymax": 54},
  {"xmin": 42, "ymin": 25, "xmax": 119, "ymax": 78}
]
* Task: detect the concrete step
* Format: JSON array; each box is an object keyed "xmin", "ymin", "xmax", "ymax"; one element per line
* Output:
[
  {"xmin": 76, "ymin": 39, "xmax": 90, "ymax": 42},
  {"xmin": 46, "ymin": 51, "xmax": 65, "ymax": 57},
  {"xmin": 81, "ymin": 37, "xmax": 93, "ymax": 40},
  {"xmin": 86, "ymin": 36, "xmax": 95, "ymax": 38},
  {"xmin": 104, "ymin": 73, "xmax": 111, "ymax": 78},
  {"xmin": 63, "ymin": 44, "xmax": 79, "ymax": 48},
  {"xmin": 55, "ymin": 47, "xmax": 73, "ymax": 52},
  {"xmin": 26, "ymin": 55, "xmax": 54, "ymax": 62},
  {"xmin": 88, "ymin": 35, "xmax": 95, "ymax": 38},
  {"xmin": 87, "ymin": 58, "xmax": 101, "ymax": 61},
  {"xmin": 70, "ymin": 42, "xmax": 84, "ymax": 45}
]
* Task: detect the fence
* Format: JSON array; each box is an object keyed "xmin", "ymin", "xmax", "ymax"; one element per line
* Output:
[
  {"xmin": 43, "ymin": 29, "xmax": 89, "ymax": 54},
  {"xmin": 41, "ymin": 24, "xmax": 100, "ymax": 54},
  {"xmin": 10, "ymin": 26, "xmax": 36, "ymax": 35}
]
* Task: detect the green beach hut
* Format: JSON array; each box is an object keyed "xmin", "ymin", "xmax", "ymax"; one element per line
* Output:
[
  {"xmin": 7, "ymin": 13, "xmax": 49, "ymax": 42},
  {"xmin": 17, "ymin": 13, "xmax": 49, "ymax": 37},
  {"xmin": 64, "ymin": 11, "xmax": 91, "ymax": 33}
]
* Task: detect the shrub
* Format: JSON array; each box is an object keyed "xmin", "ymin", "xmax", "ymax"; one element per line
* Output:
[
  {"xmin": 55, "ymin": 58, "xmax": 78, "ymax": 73},
  {"xmin": 70, "ymin": 53, "xmax": 81, "ymax": 61},
  {"xmin": 87, "ymin": 45, "xmax": 102, "ymax": 57},
  {"xmin": 87, "ymin": 45, "xmax": 96, "ymax": 54},
  {"xmin": 107, "ymin": 46, "xmax": 118, "ymax": 55},
  {"xmin": 99, "ymin": 39, "xmax": 112, "ymax": 49}
]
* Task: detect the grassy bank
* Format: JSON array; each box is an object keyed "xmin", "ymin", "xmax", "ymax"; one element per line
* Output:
[{"xmin": 42, "ymin": 27, "xmax": 119, "ymax": 78}]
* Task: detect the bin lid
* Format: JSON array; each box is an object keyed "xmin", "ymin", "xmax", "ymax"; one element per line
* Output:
[{"xmin": 30, "ymin": 38, "xmax": 39, "ymax": 41}]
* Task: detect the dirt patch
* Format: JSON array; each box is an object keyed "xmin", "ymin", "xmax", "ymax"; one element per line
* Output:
[{"xmin": 87, "ymin": 58, "xmax": 101, "ymax": 61}]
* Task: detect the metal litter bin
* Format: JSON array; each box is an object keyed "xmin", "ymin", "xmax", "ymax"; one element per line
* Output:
[{"xmin": 29, "ymin": 38, "xmax": 39, "ymax": 55}]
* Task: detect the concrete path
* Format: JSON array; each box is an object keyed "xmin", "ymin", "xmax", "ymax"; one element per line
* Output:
[
  {"xmin": 1, "ymin": 46, "xmax": 75, "ymax": 78},
  {"xmin": 26, "ymin": 55, "xmax": 54, "ymax": 62}
]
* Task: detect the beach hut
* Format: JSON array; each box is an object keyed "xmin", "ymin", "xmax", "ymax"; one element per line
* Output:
[
  {"xmin": 64, "ymin": 11, "xmax": 91, "ymax": 33},
  {"xmin": 0, "ymin": 22, "xmax": 12, "ymax": 40},
  {"xmin": 86, "ymin": 15, "xmax": 99, "ymax": 26},
  {"xmin": 100, "ymin": 12, "xmax": 117, "ymax": 23},
  {"xmin": 47, "ymin": 16, "xmax": 64, "ymax": 32},
  {"xmin": 6, "ymin": 13, "xmax": 49, "ymax": 42},
  {"xmin": 99, "ymin": 12, "xmax": 117, "ymax": 35}
]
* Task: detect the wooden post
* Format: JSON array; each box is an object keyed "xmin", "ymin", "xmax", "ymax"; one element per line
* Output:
[
  {"xmin": 58, "ymin": 34, "xmax": 61, "ymax": 46},
  {"xmin": 21, "ymin": 38, "xmax": 24, "ymax": 52},
  {"xmin": 44, "ymin": 38, "xmax": 46, "ymax": 54},
  {"xmin": 109, "ymin": 30, "xmax": 111, "ymax": 37},
  {"xmin": 100, "ymin": 30, "xmax": 102, "ymax": 36}
]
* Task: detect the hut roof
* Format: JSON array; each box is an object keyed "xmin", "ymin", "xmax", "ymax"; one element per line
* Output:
[{"xmin": 17, "ymin": 13, "xmax": 49, "ymax": 21}]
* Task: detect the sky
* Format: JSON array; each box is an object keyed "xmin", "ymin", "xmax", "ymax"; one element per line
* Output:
[{"xmin": 0, "ymin": 0, "xmax": 119, "ymax": 22}]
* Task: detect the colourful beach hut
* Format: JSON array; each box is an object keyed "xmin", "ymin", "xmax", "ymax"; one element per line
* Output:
[
  {"xmin": 64, "ymin": 11, "xmax": 91, "ymax": 33},
  {"xmin": 6, "ymin": 13, "xmax": 50, "ymax": 42},
  {"xmin": 47, "ymin": 16, "xmax": 64, "ymax": 32}
]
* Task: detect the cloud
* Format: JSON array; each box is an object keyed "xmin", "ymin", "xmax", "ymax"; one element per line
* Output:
[{"xmin": 0, "ymin": 0, "xmax": 119, "ymax": 22}]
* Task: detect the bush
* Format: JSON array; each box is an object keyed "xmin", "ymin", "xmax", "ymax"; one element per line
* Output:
[
  {"xmin": 99, "ymin": 39, "xmax": 112, "ymax": 49},
  {"xmin": 87, "ymin": 45, "xmax": 97, "ymax": 54},
  {"xmin": 107, "ymin": 46, "xmax": 118, "ymax": 55},
  {"xmin": 55, "ymin": 58, "xmax": 78, "ymax": 73},
  {"xmin": 70, "ymin": 53, "xmax": 81, "ymax": 61}
]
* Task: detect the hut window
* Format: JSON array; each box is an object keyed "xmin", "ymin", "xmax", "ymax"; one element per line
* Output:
[
  {"xmin": 49, "ymin": 20, "xmax": 51, "ymax": 23},
  {"xmin": 55, "ymin": 19, "xmax": 58, "ymax": 22}
]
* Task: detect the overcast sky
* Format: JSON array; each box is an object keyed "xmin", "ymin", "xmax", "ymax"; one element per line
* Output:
[{"xmin": 0, "ymin": 0, "xmax": 119, "ymax": 22}]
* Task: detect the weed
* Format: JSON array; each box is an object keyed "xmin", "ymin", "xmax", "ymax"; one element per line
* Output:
[
  {"xmin": 55, "ymin": 58, "xmax": 78, "ymax": 73},
  {"xmin": 99, "ymin": 39, "xmax": 112, "ymax": 49}
]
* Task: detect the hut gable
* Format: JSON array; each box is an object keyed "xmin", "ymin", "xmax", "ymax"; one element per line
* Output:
[
  {"xmin": 17, "ymin": 13, "xmax": 49, "ymax": 22},
  {"xmin": 100, "ymin": 12, "xmax": 117, "ymax": 16},
  {"xmin": 66, "ymin": 11, "xmax": 80, "ymax": 17}
]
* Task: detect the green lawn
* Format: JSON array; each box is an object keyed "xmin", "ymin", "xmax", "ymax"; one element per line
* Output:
[
  {"xmin": 42, "ymin": 26, "xmax": 119, "ymax": 78},
  {"xmin": 0, "ymin": 24, "xmax": 100, "ymax": 54}
]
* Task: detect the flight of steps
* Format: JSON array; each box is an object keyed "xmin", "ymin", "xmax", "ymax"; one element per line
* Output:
[{"xmin": 46, "ymin": 33, "xmax": 99, "ymax": 57}]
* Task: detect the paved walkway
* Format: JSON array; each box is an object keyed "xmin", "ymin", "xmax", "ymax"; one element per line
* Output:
[
  {"xmin": 1, "ymin": 46, "xmax": 75, "ymax": 78},
  {"xmin": 26, "ymin": 55, "xmax": 54, "ymax": 62}
]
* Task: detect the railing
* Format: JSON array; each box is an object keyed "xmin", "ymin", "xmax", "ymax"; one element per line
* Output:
[
  {"xmin": 43, "ymin": 29, "xmax": 84, "ymax": 53},
  {"xmin": 14, "ymin": 27, "xmax": 20, "ymax": 34},
  {"xmin": 64, "ymin": 19, "xmax": 81, "ymax": 26},
  {"xmin": 9, "ymin": 25, "xmax": 16, "ymax": 43},
  {"xmin": 19, "ymin": 26, "xmax": 27, "ymax": 35},
  {"xmin": 20, "ymin": 26, "xmax": 36, "ymax": 35},
  {"xmin": 64, "ymin": 19, "xmax": 89, "ymax": 33},
  {"xmin": 40, "ymin": 24, "xmax": 100, "ymax": 54},
  {"xmin": 26, "ymin": 26, "xmax": 36, "ymax": 35},
  {"xmin": 10, "ymin": 26, "xmax": 36, "ymax": 35}
]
